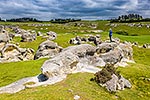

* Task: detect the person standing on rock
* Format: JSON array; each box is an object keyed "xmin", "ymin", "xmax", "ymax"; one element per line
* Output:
[{"xmin": 109, "ymin": 28, "xmax": 113, "ymax": 42}]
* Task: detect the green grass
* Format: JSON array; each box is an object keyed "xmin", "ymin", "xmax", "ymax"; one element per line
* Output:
[
  {"xmin": 113, "ymin": 34, "xmax": 150, "ymax": 44},
  {"xmin": 11, "ymin": 36, "xmax": 47, "ymax": 51},
  {"xmin": 0, "ymin": 58, "xmax": 48, "ymax": 87},
  {"xmin": 0, "ymin": 21, "xmax": 150, "ymax": 99}
]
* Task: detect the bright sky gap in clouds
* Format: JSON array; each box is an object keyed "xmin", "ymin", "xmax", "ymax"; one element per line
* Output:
[{"xmin": 0, "ymin": 0, "xmax": 150, "ymax": 20}]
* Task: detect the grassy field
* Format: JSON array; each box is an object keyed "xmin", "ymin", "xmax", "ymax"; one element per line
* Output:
[{"xmin": 0, "ymin": 21, "xmax": 150, "ymax": 100}]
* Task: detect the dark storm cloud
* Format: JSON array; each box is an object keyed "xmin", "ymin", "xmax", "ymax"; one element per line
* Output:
[{"xmin": 0, "ymin": 0, "xmax": 149, "ymax": 20}]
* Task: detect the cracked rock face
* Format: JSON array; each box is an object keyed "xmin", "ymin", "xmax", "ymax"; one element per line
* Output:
[{"xmin": 41, "ymin": 44, "xmax": 98, "ymax": 77}]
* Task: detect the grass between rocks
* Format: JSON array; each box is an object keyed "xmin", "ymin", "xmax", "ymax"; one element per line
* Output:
[{"xmin": 0, "ymin": 21, "xmax": 150, "ymax": 99}]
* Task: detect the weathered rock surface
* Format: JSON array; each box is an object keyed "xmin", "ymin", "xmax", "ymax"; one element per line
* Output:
[
  {"xmin": 99, "ymin": 47, "xmax": 123, "ymax": 65},
  {"xmin": 46, "ymin": 31, "xmax": 57, "ymax": 40},
  {"xmin": 41, "ymin": 44, "xmax": 98, "ymax": 77},
  {"xmin": 97, "ymin": 42, "xmax": 134, "ymax": 66},
  {"xmin": 96, "ymin": 42, "xmax": 118, "ymax": 54},
  {"xmin": 0, "ymin": 43, "xmax": 34, "ymax": 63},
  {"xmin": 34, "ymin": 40, "xmax": 62, "ymax": 60}
]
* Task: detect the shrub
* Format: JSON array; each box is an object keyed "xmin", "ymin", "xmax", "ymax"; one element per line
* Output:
[{"xmin": 93, "ymin": 64, "xmax": 120, "ymax": 84}]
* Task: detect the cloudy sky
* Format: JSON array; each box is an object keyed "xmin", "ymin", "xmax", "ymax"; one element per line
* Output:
[{"xmin": 0, "ymin": 0, "xmax": 150, "ymax": 20}]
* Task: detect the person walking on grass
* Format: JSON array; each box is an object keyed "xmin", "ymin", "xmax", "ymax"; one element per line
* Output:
[{"xmin": 109, "ymin": 28, "xmax": 113, "ymax": 42}]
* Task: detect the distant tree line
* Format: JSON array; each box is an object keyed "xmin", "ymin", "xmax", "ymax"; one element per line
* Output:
[
  {"xmin": 50, "ymin": 18, "xmax": 81, "ymax": 23},
  {"xmin": 0, "ymin": 17, "xmax": 81, "ymax": 23},
  {"xmin": 110, "ymin": 14, "xmax": 150, "ymax": 23},
  {"xmin": 6, "ymin": 17, "xmax": 40, "ymax": 22}
]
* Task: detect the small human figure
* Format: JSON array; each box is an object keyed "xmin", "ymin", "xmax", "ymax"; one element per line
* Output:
[{"xmin": 109, "ymin": 28, "xmax": 113, "ymax": 42}]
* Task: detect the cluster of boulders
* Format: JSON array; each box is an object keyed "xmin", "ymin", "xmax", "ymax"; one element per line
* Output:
[
  {"xmin": 72, "ymin": 22, "xmax": 97, "ymax": 29},
  {"xmin": 12, "ymin": 27, "xmax": 37, "ymax": 42},
  {"xmin": 0, "ymin": 43, "xmax": 34, "ymax": 63},
  {"xmin": 0, "ymin": 38, "xmax": 134, "ymax": 93},
  {"xmin": 21, "ymin": 31, "xmax": 36, "ymax": 42},
  {"xmin": 132, "ymin": 42, "xmax": 150, "ymax": 49},
  {"xmin": 107, "ymin": 23, "xmax": 150, "ymax": 28},
  {"xmin": 40, "ymin": 40, "xmax": 133, "ymax": 82},
  {"xmin": 0, "ymin": 25, "xmax": 35, "ymax": 63},
  {"xmin": 11, "ymin": 25, "xmax": 58, "ymax": 41},
  {"xmin": 69, "ymin": 35, "xmax": 101, "ymax": 46},
  {"xmin": 28, "ymin": 24, "xmax": 51, "ymax": 27}
]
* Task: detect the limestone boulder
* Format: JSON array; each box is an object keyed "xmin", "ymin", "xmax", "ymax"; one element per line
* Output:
[
  {"xmin": 93, "ymin": 65, "xmax": 132, "ymax": 92},
  {"xmin": 96, "ymin": 42, "xmax": 118, "ymax": 54},
  {"xmin": 34, "ymin": 40, "xmax": 62, "ymax": 60},
  {"xmin": 0, "ymin": 25, "xmax": 4, "ymax": 32},
  {"xmin": 0, "ymin": 31, "xmax": 9, "ymax": 43},
  {"xmin": 103, "ymin": 74, "xmax": 131, "ymax": 92},
  {"xmin": 99, "ymin": 48, "xmax": 123, "ymax": 65},
  {"xmin": 0, "ymin": 43, "xmax": 34, "ymax": 63},
  {"xmin": 8, "ymin": 33, "xmax": 15, "ymax": 40},
  {"xmin": 41, "ymin": 44, "xmax": 97, "ymax": 77},
  {"xmin": 69, "ymin": 36, "xmax": 82, "ymax": 45},
  {"xmin": 118, "ymin": 43, "xmax": 133, "ymax": 61},
  {"xmin": 37, "ymin": 31, "xmax": 43, "ymax": 36},
  {"xmin": 21, "ymin": 32, "xmax": 36, "ymax": 42},
  {"xmin": 46, "ymin": 31, "xmax": 57, "ymax": 40}
]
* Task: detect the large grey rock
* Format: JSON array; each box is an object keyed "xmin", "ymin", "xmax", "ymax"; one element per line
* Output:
[
  {"xmin": 118, "ymin": 43, "xmax": 133, "ymax": 61},
  {"xmin": 41, "ymin": 44, "xmax": 97, "ymax": 77},
  {"xmin": 96, "ymin": 42, "xmax": 118, "ymax": 54},
  {"xmin": 63, "ymin": 44, "xmax": 96, "ymax": 57},
  {"xmin": 99, "ymin": 48, "xmax": 123, "ymax": 65},
  {"xmin": 104, "ymin": 74, "xmax": 118, "ymax": 92},
  {"xmin": 34, "ymin": 40, "xmax": 62, "ymax": 60}
]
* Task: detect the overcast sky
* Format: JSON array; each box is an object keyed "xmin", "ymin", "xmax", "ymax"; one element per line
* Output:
[{"xmin": 0, "ymin": 0, "xmax": 150, "ymax": 20}]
